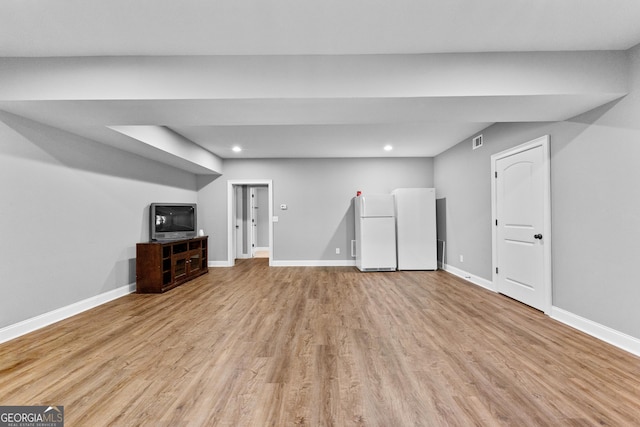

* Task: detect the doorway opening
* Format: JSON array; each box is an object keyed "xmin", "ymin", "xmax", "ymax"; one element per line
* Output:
[{"xmin": 227, "ymin": 180, "xmax": 273, "ymax": 266}]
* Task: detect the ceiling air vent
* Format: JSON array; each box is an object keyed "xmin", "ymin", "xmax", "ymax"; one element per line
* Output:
[{"xmin": 472, "ymin": 134, "xmax": 483, "ymax": 150}]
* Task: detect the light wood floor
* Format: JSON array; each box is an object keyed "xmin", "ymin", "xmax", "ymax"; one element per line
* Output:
[{"xmin": 1, "ymin": 259, "xmax": 639, "ymax": 426}]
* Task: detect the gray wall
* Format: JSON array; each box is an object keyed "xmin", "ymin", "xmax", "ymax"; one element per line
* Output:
[
  {"xmin": 5, "ymin": 44, "xmax": 639, "ymax": 345},
  {"xmin": 434, "ymin": 44, "xmax": 640, "ymax": 339},
  {"xmin": 0, "ymin": 112, "xmax": 197, "ymax": 329},
  {"xmin": 198, "ymin": 157, "xmax": 433, "ymax": 262}
]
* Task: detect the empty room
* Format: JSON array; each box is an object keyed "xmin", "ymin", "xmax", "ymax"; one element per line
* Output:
[{"xmin": 1, "ymin": 1, "xmax": 640, "ymax": 425}]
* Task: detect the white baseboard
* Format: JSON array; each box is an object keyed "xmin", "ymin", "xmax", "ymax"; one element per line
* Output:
[
  {"xmin": 271, "ymin": 260, "xmax": 357, "ymax": 267},
  {"xmin": 442, "ymin": 263, "xmax": 496, "ymax": 292},
  {"xmin": 441, "ymin": 264, "xmax": 640, "ymax": 357},
  {"xmin": 4, "ymin": 270, "xmax": 638, "ymax": 360},
  {"xmin": 551, "ymin": 307, "xmax": 640, "ymax": 358},
  {"xmin": 0, "ymin": 284, "xmax": 136, "ymax": 344},
  {"xmin": 210, "ymin": 259, "xmax": 357, "ymax": 267},
  {"xmin": 209, "ymin": 260, "xmax": 233, "ymax": 267}
]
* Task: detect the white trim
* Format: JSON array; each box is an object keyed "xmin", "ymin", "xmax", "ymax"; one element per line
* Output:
[
  {"xmin": 491, "ymin": 135, "xmax": 552, "ymax": 314},
  {"xmin": 208, "ymin": 260, "xmax": 231, "ymax": 267},
  {"xmin": 234, "ymin": 185, "xmax": 250, "ymax": 260},
  {"xmin": 227, "ymin": 179, "xmax": 273, "ymax": 267},
  {"xmin": 5, "ymin": 271, "xmax": 637, "ymax": 364},
  {"xmin": 0, "ymin": 284, "xmax": 135, "ymax": 344},
  {"xmin": 551, "ymin": 307, "xmax": 640, "ymax": 358},
  {"xmin": 271, "ymin": 260, "xmax": 357, "ymax": 267},
  {"xmin": 442, "ymin": 264, "xmax": 496, "ymax": 292},
  {"xmin": 441, "ymin": 265, "xmax": 640, "ymax": 358}
]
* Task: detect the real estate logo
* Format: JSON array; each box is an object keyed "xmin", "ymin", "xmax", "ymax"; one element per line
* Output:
[{"xmin": 0, "ymin": 406, "xmax": 64, "ymax": 427}]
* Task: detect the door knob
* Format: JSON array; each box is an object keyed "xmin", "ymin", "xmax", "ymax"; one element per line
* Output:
[{"xmin": 534, "ymin": 234, "xmax": 543, "ymax": 240}]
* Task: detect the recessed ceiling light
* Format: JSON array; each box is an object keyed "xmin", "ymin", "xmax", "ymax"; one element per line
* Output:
[
  {"xmin": 232, "ymin": 146, "xmax": 242, "ymax": 153},
  {"xmin": 384, "ymin": 145, "xmax": 393, "ymax": 151}
]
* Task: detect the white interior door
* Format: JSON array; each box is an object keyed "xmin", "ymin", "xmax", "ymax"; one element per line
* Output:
[
  {"xmin": 492, "ymin": 136, "xmax": 551, "ymax": 312},
  {"xmin": 250, "ymin": 187, "xmax": 257, "ymax": 256},
  {"xmin": 255, "ymin": 187, "xmax": 269, "ymax": 250},
  {"xmin": 235, "ymin": 186, "xmax": 250, "ymax": 259}
]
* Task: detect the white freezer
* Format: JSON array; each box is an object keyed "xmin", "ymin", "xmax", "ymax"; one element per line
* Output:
[
  {"xmin": 358, "ymin": 194, "xmax": 396, "ymax": 217},
  {"xmin": 392, "ymin": 188, "xmax": 437, "ymax": 270},
  {"xmin": 354, "ymin": 195, "xmax": 397, "ymax": 271}
]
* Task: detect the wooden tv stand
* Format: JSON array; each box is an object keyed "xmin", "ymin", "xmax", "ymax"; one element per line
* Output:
[{"xmin": 136, "ymin": 236, "xmax": 208, "ymax": 293}]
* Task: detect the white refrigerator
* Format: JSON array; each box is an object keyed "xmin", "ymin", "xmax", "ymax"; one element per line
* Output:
[
  {"xmin": 354, "ymin": 194, "xmax": 397, "ymax": 272},
  {"xmin": 392, "ymin": 188, "xmax": 437, "ymax": 270}
]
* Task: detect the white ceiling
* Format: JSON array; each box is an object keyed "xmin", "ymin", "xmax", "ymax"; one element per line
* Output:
[
  {"xmin": 1, "ymin": 0, "xmax": 640, "ymax": 167},
  {"xmin": 3, "ymin": 0, "xmax": 640, "ymax": 56}
]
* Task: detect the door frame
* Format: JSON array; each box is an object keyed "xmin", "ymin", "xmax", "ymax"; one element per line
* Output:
[
  {"xmin": 227, "ymin": 179, "xmax": 273, "ymax": 267},
  {"xmin": 491, "ymin": 135, "xmax": 552, "ymax": 313},
  {"xmin": 234, "ymin": 185, "xmax": 251, "ymax": 260},
  {"xmin": 249, "ymin": 185, "xmax": 270, "ymax": 257}
]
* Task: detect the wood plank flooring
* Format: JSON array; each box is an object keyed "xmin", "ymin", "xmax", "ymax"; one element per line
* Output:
[{"xmin": 1, "ymin": 259, "xmax": 639, "ymax": 426}]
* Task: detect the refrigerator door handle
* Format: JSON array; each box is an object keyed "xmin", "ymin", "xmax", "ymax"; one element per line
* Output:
[{"xmin": 351, "ymin": 240, "xmax": 356, "ymax": 258}]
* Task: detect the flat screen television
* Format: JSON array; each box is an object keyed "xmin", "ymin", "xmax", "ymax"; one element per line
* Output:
[{"xmin": 150, "ymin": 203, "xmax": 197, "ymax": 241}]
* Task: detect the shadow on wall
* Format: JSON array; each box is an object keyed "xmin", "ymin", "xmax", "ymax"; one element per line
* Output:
[
  {"xmin": 119, "ymin": 257, "xmax": 136, "ymax": 286},
  {"xmin": 567, "ymin": 97, "xmax": 633, "ymax": 129},
  {"xmin": 321, "ymin": 198, "xmax": 356, "ymax": 260},
  {"xmin": 436, "ymin": 198, "xmax": 447, "ymax": 267},
  {"xmin": 102, "ymin": 249, "xmax": 137, "ymax": 294},
  {"xmin": 196, "ymin": 174, "xmax": 221, "ymax": 190},
  {"xmin": 0, "ymin": 110, "xmax": 196, "ymax": 190}
]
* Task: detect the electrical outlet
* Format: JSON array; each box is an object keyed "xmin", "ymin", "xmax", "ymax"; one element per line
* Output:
[
  {"xmin": 336, "ymin": 248, "xmax": 340, "ymax": 254},
  {"xmin": 459, "ymin": 255, "xmax": 464, "ymax": 262}
]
